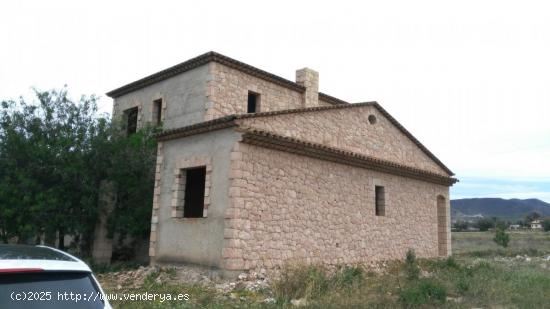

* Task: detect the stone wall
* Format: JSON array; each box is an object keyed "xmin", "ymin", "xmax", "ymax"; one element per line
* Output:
[
  {"xmin": 112, "ymin": 62, "xmax": 339, "ymax": 131},
  {"xmin": 205, "ymin": 63, "xmax": 332, "ymax": 121},
  {"xmin": 222, "ymin": 142, "xmax": 450, "ymax": 271},
  {"xmin": 112, "ymin": 65, "xmax": 211, "ymax": 130},
  {"xmin": 150, "ymin": 128, "xmax": 240, "ymax": 267},
  {"xmin": 238, "ymin": 105, "xmax": 449, "ymax": 176},
  {"xmin": 169, "ymin": 157, "xmax": 212, "ymax": 219}
]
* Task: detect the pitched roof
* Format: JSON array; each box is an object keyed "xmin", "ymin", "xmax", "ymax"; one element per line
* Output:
[
  {"xmin": 156, "ymin": 101, "xmax": 455, "ymax": 176},
  {"xmin": 240, "ymin": 128, "xmax": 457, "ymax": 186},
  {"xmin": 106, "ymin": 51, "xmax": 347, "ymax": 105}
]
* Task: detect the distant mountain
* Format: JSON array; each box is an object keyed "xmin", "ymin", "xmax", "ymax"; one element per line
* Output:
[{"xmin": 451, "ymin": 198, "xmax": 550, "ymax": 221}]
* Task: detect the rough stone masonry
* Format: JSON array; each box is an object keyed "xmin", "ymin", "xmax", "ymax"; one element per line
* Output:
[{"xmin": 106, "ymin": 51, "xmax": 457, "ymax": 275}]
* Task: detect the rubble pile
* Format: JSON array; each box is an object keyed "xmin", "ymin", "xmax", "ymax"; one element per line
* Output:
[{"xmin": 97, "ymin": 265, "xmax": 271, "ymax": 294}]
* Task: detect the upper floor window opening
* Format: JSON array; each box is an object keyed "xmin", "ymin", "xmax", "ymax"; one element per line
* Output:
[{"xmin": 247, "ymin": 91, "xmax": 260, "ymax": 113}]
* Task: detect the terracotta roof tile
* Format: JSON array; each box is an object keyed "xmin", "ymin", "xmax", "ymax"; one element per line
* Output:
[
  {"xmin": 106, "ymin": 51, "xmax": 348, "ymax": 105},
  {"xmin": 156, "ymin": 102, "xmax": 454, "ymax": 176},
  {"xmin": 240, "ymin": 128, "xmax": 458, "ymax": 186}
]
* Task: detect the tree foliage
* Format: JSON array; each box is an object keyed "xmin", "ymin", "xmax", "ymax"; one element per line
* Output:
[
  {"xmin": 475, "ymin": 218, "xmax": 494, "ymax": 232},
  {"xmin": 495, "ymin": 219, "xmax": 509, "ymax": 230},
  {"xmin": 0, "ymin": 88, "xmax": 157, "ymax": 253},
  {"xmin": 0, "ymin": 89, "xmax": 104, "ymax": 245},
  {"xmin": 453, "ymin": 220, "xmax": 469, "ymax": 231},
  {"xmin": 105, "ymin": 124, "xmax": 158, "ymax": 239},
  {"xmin": 525, "ymin": 211, "xmax": 541, "ymax": 223}
]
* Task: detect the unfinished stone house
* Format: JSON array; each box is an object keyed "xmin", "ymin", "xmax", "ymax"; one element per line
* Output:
[{"xmin": 106, "ymin": 51, "xmax": 457, "ymax": 273}]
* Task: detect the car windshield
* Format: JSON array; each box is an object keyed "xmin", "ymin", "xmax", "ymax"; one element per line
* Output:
[{"xmin": 0, "ymin": 271, "xmax": 104, "ymax": 309}]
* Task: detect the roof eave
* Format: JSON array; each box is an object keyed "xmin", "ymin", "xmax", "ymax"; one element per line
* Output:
[
  {"xmin": 155, "ymin": 101, "xmax": 455, "ymax": 177},
  {"xmin": 106, "ymin": 51, "xmax": 349, "ymax": 106},
  {"xmin": 366, "ymin": 102, "xmax": 455, "ymax": 176},
  {"xmin": 240, "ymin": 129, "xmax": 458, "ymax": 186},
  {"xmin": 106, "ymin": 51, "xmax": 306, "ymax": 98}
]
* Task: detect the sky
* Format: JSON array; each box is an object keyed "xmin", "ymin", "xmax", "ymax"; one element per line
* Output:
[{"xmin": 0, "ymin": 0, "xmax": 549, "ymax": 201}]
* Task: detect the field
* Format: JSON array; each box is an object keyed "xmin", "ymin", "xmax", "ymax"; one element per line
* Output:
[
  {"xmin": 453, "ymin": 231, "xmax": 550, "ymax": 256},
  {"xmin": 99, "ymin": 231, "xmax": 550, "ymax": 308}
]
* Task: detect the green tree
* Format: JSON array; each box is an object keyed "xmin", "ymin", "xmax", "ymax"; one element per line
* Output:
[
  {"xmin": 0, "ymin": 88, "xmax": 157, "ymax": 254},
  {"xmin": 525, "ymin": 212, "xmax": 541, "ymax": 223},
  {"xmin": 0, "ymin": 89, "xmax": 107, "ymax": 246},
  {"xmin": 453, "ymin": 220, "xmax": 469, "ymax": 231},
  {"xmin": 493, "ymin": 228, "xmax": 510, "ymax": 248},
  {"xmin": 495, "ymin": 220, "xmax": 508, "ymax": 230},
  {"xmin": 104, "ymin": 124, "xmax": 158, "ymax": 239},
  {"xmin": 543, "ymin": 218, "xmax": 550, "ymax": 232},
  {"xmin": 475, "ymin": 218, "xmax": 494, "ymax": 232}
]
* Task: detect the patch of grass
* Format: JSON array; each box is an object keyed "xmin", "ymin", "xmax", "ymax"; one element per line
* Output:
[
  {"xmin": 98, "ymin": 233, "xmax": 550, "ymax": 308},
  {"xmin": 399, "ymin": 279, "xmax": 447, "ymax": 307},
  {"xmin": 109, "ymin": 282, "xmax": 231, "ymax": 309},
  {"xmin": 405, "ymin": 249, "xmax": 420, "ymax": 280},
  {"xmin": 452, "ymin": 231, "xmax": 550, "ymax": 256},
  {"xmin": 444, "ymin": 256, "xmax": 459, "ymax": 269},
  {"xmin": 100, "ymin": 255, "xmax": 550, "ymax": 308},
  {"xmin": 455, "ymin": 276, "xmax": 470, "ymax": 294},
  {"xmin": 460, "ymin": 248, "xmax": 546, "ymax": 258},
  {"xmin": 271, "ymin": 264, "xmax": 374, "ymax": 307},
  {"xmin": 143, "ymin": 267, "xmax": 161, "ymax": 285},
  {"xmin": 332, "ymin": 265, "xmax": 364, "ymax": 287},
  {"xmin": 272, "ymin": 264, "xmax": 329, "ymax": 302},
  {"xmin": 165, "ymin": 267, "xmax": 177, "ymax": 278},
  {"xmin": 89, "ymin": 260, "xmax": 145, "ymax": 274}
]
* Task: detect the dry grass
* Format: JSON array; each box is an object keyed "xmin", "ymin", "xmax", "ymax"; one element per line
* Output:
[
  {"xmin": 452, "ymin": 231, "xmax": 550, "ymax": 256},
  {"xmin": 99, "ymin": 231, "xmax": 550, "ymax": 308}
]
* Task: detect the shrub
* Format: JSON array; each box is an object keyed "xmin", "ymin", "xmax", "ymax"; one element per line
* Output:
[
  {"xmin": 273, "ymin": 264, "xmax": 366, "ymax": 303},
  {"xmin": 444, "ymin": 256, "xmax": 460, "ymax": 269},
  {"xmin": 456, "ymin": 278, "xmax": 470, "ymax": 294},
  {"xmin": 399, "ymin": 279, "xmax": 447, "ymax": 306},
  {"xmin": 272, "ymin": 264, "xmax": 329, "ymax": 302},
  {"xmin": 493, "ymin": 228, "xmax": 510, "ymax": 248},
  {"xmin": 417, "ymin": 280, "xmax": 446, "ymax": 301},
  {"xmin": 405, "ymin": 249, "xmax": 420, "ymax": 280},
  {"xmin": 333, "ymin": 266, "xmax": 364, "ymax": 287}
]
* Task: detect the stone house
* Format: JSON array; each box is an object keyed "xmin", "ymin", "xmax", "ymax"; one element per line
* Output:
[{"xmin": 107, "ymin": 51, "xmax": 457, "ymax": 274}]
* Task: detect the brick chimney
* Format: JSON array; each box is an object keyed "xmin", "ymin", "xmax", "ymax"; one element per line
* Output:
[{"xmin": 296, "ymin": 68, "xmax": 319, "ymax": 108}]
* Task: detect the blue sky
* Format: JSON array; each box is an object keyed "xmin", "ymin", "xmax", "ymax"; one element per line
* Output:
[
  {"xmin": 0, "ymin": 0, "xmax": 549, "ymax": 203},
  {"xmin": 452, "ymin": 177, "xmax": 550, "ymax": 203}
]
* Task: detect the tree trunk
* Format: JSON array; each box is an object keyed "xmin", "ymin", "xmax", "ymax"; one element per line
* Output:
[
  {"xmin": 44, "ymin": 230, "xmax": 56, "ymax": 247},
  {"xmin": 58, "ymin": 229, "xmax": 65, "ymax": 251}
]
